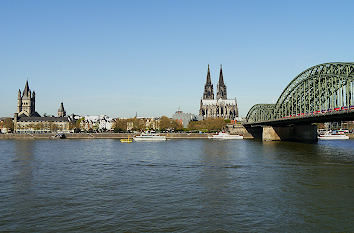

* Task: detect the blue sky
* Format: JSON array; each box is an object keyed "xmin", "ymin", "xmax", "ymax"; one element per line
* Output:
[{"xmin": 1, "ymin": 0, "xmax": 354, "ymax": 118}]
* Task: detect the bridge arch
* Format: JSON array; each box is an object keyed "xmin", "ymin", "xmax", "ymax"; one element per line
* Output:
[
  {"xmin": 246, "ymin": 104, "xmax": 275, "ymax": 123},
  {"xmin": 246, "ymin": 62, "xmax": 354, "ymax": 123}
]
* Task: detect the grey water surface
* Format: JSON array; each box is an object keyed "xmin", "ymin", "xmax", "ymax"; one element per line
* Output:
[{"xmin": 0, "ymin": 139, "xmax": 353, "ymax": 232}]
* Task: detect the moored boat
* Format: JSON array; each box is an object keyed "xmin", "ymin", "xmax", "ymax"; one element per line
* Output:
[
  {"xmin": 120, "ymin": 137, "xmax": 133, "ymax": 143},
  {"xmin": 318, "ymin": 132, "xmax": 349, "ymax": 140},
  {"xmin": 208, "ymin": 132, "xmax": 243, "ymax": 140},
  {"xmin": 51, "ymin": 133, "xmax": 66, "ymax": 139},
  {"xmin": 133, "ymin": 132, "xmax": 166, "ymax": 141}
]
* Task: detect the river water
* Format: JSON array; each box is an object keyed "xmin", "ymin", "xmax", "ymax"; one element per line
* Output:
[{"xmin": 0, "ymin": 139, "xmax": 353, "ymax": 232}]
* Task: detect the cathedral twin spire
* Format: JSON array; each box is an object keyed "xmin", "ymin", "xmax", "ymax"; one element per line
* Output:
[
  {"xmin": 203, "ymin": 65, "xmax": 214, "ymax": 100},
  {"xmin": 203, "ymin": 65, "xmax": 227, "ymax": 100}
]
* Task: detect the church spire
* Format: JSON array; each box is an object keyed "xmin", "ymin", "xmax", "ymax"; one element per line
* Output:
[
  {"xmin": 203, "ymin": 65, "xmax": 214, "ymax": 100},
  {"xmin": 23, "ymin": 80, "xmax": 30, "ymax": 97},
  {"xmin": 58, "ymin": 102, "xmax": 66, "ymax": 117},
  {"xmin": 217, "ymin": 65, "xmax": 227, "ymax": 100},
  {"xmin": 206, "ymin": 64, "xmax": 211, "ymax": 85},
  {"xmin": 218, "ymin": 64, "xmax": 225, "ymax": 86}
]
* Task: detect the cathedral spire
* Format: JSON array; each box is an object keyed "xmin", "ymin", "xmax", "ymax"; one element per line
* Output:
[
  {"xmin": 217, "ymin": 65, "xmax": 227, "ymax": 100},
  {"xmin": 206, "ymin": 64, "xmax": 211, "ymax": 85},
  {"xmin": 203, "ymin": 65, "xmax": 214, "ymax": 100},
  {"xmin": 218, "ymin": 64, "xmax": 224, "ymax": 86}
]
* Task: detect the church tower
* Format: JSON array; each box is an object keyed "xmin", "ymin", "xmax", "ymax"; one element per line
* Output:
[
  {"xmin": 203, "ymin": 65, "xmax": 214, "ymax": 100},
  {"xmin": 16, "ymin": 81, "xmax": 39, "ymax": 117},
  {"xmin": 58, "ymin": 102, "xmax": 66, "ymax": 117},
  {"xmin": 216, "ymin": 65, "xmax": 227, "ymax": 100},
  {"xmin": 17, "ymin": 81, "xmax": 37, "ymax": 117}
]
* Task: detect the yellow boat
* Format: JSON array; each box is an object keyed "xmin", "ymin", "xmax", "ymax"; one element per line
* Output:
[{"xmin": 120, "ymin": 137, "xmax": 133, "ymax": 143}]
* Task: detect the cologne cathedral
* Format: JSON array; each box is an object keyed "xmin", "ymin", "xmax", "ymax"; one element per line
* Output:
[{"xmin": 199, "ymin": 65, "xmax": 238, "ymax": 120}]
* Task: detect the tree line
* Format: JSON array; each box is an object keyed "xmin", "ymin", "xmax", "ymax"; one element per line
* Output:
[{"xmin": 112, "ymin": 116, "xmax": 229, "ymax": 133}]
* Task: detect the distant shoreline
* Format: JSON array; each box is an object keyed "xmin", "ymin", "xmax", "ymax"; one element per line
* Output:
[
  {"xmin": 1, "ymin": 133, "xmax": 352, "ymax": 140},
  {"xmin": 0, "ymin": 133, "xmax": 214, "ymax": 140}
]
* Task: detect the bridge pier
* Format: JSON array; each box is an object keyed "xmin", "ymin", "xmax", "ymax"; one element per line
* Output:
[{"xmin": 262, "ymin": 124, "xmax": 318, "ymax": 143}]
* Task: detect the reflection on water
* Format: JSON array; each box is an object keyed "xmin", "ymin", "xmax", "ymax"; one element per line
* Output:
[
  {"xmin": 199, "ymin": 141, "xmax": 233, "ymax": 230},
  {"xmin": 13, "ymin": 140, "xmax": 36, "ymax": 190},
  {"xmin": 0, "ymin": 139, "xmax": 353, "ymax": 232}
]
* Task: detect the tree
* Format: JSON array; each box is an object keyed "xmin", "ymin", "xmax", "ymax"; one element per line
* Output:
[
  {"xmin": 188, "ymin": 118, "xmax": 226, "ymax": 132},
  {"xmin": 3, "ymin": 118, "xmax": 14, "ymax": 132},
  {"xmin": 132, "ymin": 117, "xmax": 146, "ymax": 131},
  {"xmin": 159, "ymin": 116, "xmax": 171, "ymax": 131},
  {"xmin": 113, "ymin": 118, "xmax": 127, "ymax": 132},
  {"xmin": 171, "ymin": 119, "xmax": 183, "ymax": 131},
  {"xmin": 74, "ymin": 118, "xmax": 84, "ymax": 131}
]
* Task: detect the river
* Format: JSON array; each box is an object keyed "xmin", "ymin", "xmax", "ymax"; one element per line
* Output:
[{"xmin": 0, "ymin": 139, "xmax": 353, "ymax": 232}]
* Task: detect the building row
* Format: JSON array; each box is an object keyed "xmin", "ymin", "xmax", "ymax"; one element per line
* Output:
[{"xmin": 6, "ymin": 66, "xmax": 238, "ymax": 133}]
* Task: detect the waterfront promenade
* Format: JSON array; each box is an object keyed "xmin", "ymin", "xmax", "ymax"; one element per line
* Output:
[
  {"xmin": 1, "ymin": 132, "xmax": 353, "ymax": 139},
  {"xmin": 0, "ymin": 133, "xmax": 210, "ymax": 140}
]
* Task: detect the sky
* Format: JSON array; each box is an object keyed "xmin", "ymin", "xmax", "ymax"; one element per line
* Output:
[{"xmin": 1, "ymin": 0, "xmax": 354, "ymax": 118}]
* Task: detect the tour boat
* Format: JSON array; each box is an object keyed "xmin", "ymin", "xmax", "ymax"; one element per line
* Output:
[
  {"xmin": 318, "ymin": 132, "xmax": 349, "ymax": 140},
  {"xmin": 133, "ymin": 132, "xmax": 166, "ymax": 141},
  {"xmin": 51, "ymin": 133, "xmax": 66, "ymax": 139},
  {"xmin": 208, "ymin": 132, "xmax": 243, "ymax": 140},
  {"xmin": 120, "ymin": 137, "xmax": 133, "ymax": 143}
]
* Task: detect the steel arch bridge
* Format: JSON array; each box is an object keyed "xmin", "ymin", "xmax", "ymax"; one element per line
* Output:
[{"xmin": 245, "ymin": 62, "xmax": 354, "ymax": 125}]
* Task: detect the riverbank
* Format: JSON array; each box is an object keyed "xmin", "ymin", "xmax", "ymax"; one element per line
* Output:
[
  {"xmin": 0, "ymin": 132, "xmax": 352, "ymax": 140},
  {"xmin": 0, "ymin": 133, "xmax": 212, "ymax": 140}
]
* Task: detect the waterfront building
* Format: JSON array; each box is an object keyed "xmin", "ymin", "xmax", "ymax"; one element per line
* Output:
[
  {"xmin": 14, "ymin": 81, "xmax": 72, "ymax": 133},
  {"xmin": 78, "ymin": 115, "xmax": 114, "ymax": 131},
  {"xmin": 172, "ymin": 110, "xmax": 201, "ymax": 128},
  {"xmin": 199, "ymin": 65, "xmax": 239, "ymax": 120},
  {"xmin": 114, "ymin": 117, "xmax": 161, "ymax": 132}
]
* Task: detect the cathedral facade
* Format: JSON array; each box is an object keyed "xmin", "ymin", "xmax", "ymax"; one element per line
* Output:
[{"xmin": 199, "ymin": 65, "xmax": 238, "ymax": 120}]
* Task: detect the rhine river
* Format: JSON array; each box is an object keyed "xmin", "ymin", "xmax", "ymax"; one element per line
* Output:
[{"xmin": 0, "ymin": 139, "xmax": 353, "ymax": 232}]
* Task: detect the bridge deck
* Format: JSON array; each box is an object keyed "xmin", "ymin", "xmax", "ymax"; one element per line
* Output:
[{"xmin": 244, "ymin": 109, "xmax": 354, "ymax": 126}]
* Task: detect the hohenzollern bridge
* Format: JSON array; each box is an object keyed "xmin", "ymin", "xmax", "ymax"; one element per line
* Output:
[{"xmin": 243, "ymin": 62, "xmax": 354, "ymax": 142}]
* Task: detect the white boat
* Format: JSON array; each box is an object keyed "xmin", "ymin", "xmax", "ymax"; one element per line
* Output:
[
  {"xmin": 133, "ymin": 132, "xmax": 166, "ymax": 141},
  {"xmin": 318, "ymin": 132, "xmax": 349, "ymax": 140},
  {"xmin": 208, "ymin": 132, "xmax": 243, "ymax": 140}
]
